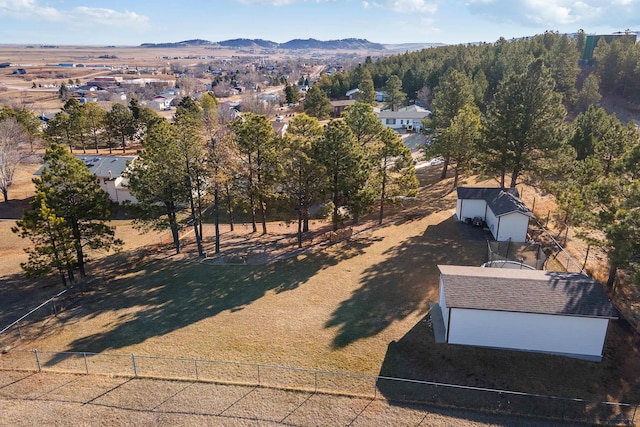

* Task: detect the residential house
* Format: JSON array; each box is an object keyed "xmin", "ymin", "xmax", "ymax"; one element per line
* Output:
[
  {"xmin": 330, "ymin": 100, "xmax": 356, "ymax": 118},
  {"xmin": 150, "ymin": 95, "xmax": 174, "ymax": 111},
  {"xmin": 78, "ymin": 155, "xmax": 138, "ymax": 204},
  {"xmin": 37, "ymin": 155, "xmax": 137, "ymax": 204},
  {"xmin": 376, "ymin": 105, "xmax": 431, "ymax": 132}
]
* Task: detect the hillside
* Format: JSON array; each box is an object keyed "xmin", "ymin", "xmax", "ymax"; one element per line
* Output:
[{"xmin": 140, "ymin": 38, "xmax": 419, "ymax": 51}]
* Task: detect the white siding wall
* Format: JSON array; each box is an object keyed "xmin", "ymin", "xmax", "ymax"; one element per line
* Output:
[
  {"xmin": 448, "ymin": 308, "xmax": 609, "ymax": 359},
  {"xmin": 457, "ymin": 199, "xmax": 486, "ymax": 222},
  {"xmin": 485, "ymin": 207, "xmax": 499, "ymax": 239},
  {"xmin": 438, "ymin": 279, "xmax": 449, "ymax": 333},
  {"xmin": 99, "ymin": 180, "xmax": 119, "ymax": 203},
  {"xmin": 496, "ymin": 212, "xmax": 529, "ymax": 242}
]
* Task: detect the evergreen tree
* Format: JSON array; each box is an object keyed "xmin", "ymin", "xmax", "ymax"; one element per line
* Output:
[
  {"xmin": 570, "ymin": 105, "xmax": 611, "ymax": 161},
  {"xmin": 63, "ymin": 99, "xmax": 90, "ymax": 153},
  {"xmin": 105, "ymin": 103, "xmax": 136, "ymax": 153},
  {"xmin": 382, "ymin": 75, "xmax": 406, "ymax": 111},
  {"xmin": 575, "ymin": 73, "xmax": 602, "ymax": 113},
  {"xmin": 174, "ymin": 97, "xmax": 209, "ymax": 257},
  {"xmin": 430, "ymin": 69, "xmax": 474, "ymax": 179},
  {"xmin": 355, "ymin": 69, "xmax": 376, "ymax": 105},
  {"xmin": 374, "ymin": 126, "xmax": 418, "ymax": 224},
  {"xmin": 84, "ymin": 102, "xmax": 106, "ymax": 153},
  {"xmin": 303, "ymin": 86, "xmax": 332, "ymax": 119},
  {"xmin": 483, "ymin": 59, "xmax": 566, "ymax": 187},
  {"xmin": 434, "ymin": 104, "xmax": 482, "ymax": 188},
  {"xmin": 126, "ymin": 121, "xmax": 188, "ymax": 254},
  {"xmin": 12, "ymin": 199, "xmax": 78, "ymax": 287},
  {"xmin": 282, "ymin": 114, "xmax": 325, "ymax": 246},
  {"xmin": 284, "ymin": 83, "xmax": 301, "ymax": 105},
  {"xmin": 230, "ymin": 113, "xmax": 278, "ymax": 235},
  {"xmin": 16, "ymin": 143, "xmax": 120, "ymax": 278},
  {"xmin": 313, "ymin": 120, "xmax": 367, "ymax": 231}
]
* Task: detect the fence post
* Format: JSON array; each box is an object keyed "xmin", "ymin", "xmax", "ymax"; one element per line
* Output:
[
  {"xmin": 83, "ymin": 352, "xmax": 89, "ymax": 374},
  {"xmin": 194, "ymin": 359, "xmax": 199, "ymax": 381},
  {"xmin": 132, "ymin": 354, "xmax": 138, "ymax": 377},
  {"xmin": 18, "ymin": 322, "xmax": 23, "ymax": 339},
  {"xmin": 34, "ymin": 349, "xmax": 41, "ymax": 372},
  {"xmin": 314, "ymin": 371, "xmax": 318, "ymax": 393},
  {"xmin": 257, "ymin": 365, "xmax": 261, "ymax": 386}
]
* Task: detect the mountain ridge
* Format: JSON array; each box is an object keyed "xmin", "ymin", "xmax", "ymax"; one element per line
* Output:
[{"xmin": 140, "ymin": 38, "xmax": 442, "ymax": 51}]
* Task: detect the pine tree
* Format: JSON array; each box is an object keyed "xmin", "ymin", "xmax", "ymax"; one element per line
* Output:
[
  {"xmin": 14, "ymin": 143, "xmax": 120, "ymax": 280},
  {"xmin": 303, "ymin": 86, "xmax": 332, "ymax": 119},
  {"xmin": 126, "ymin": 121, "xmax": 188, "ymax": 254},
  {"xmin": 483, "ymin": 59, "xmax": 566, "ymax": 187}
]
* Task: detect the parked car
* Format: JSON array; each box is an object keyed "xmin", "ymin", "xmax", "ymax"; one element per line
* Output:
[{"xmin": 472, "ymin": 216, "xmax": 484, "ymax": 227}]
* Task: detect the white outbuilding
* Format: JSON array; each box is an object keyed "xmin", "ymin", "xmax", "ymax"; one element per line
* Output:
[
  {"xmin": 456, "ymin": 187, "xmax": 534, "ymax": 242},
  {"xmin": 434, "ymin": 265, "xmax": 618, "ymax": 362}
]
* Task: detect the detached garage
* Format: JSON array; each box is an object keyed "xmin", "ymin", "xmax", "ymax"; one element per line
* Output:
[
  {"xmin": 456, "ymin": 187, "xmax": 534, "ymax": 242},
  {"xmin": 435, "ymin": 265, "xmax": 618, "ymax": 361}
]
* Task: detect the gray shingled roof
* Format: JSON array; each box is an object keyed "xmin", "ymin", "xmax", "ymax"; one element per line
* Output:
[
  {"xmin": 438, "ymin": 265, "xmax": 618, "ymax": 319},
  {"xmin": 35, "ymin": 155, "xmax": 137, "ymax": 179},
  {"xmin": 456, "ymin": 187, "xmax": 533, "ymax": 217},
  {"xmin": 75, "ymin": 155, "xmax": 136, "ymax": 178}
]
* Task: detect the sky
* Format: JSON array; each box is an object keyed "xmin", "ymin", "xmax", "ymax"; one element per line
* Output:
[{"xmin": 1, "ymin": 0, "xmax": 639, "ymax": 46}]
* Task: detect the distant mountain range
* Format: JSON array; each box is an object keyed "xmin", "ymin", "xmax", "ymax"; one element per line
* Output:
[{"xmin": 140, "ymin": 38, "xmax": 444, "ymax": 51}]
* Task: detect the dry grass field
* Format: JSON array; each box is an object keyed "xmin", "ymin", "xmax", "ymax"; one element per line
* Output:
[{"xmin": 1, "ymin": 160, "xmax": 639, "ymax": 426}]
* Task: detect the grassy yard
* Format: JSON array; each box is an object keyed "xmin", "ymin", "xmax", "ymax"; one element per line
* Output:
[{"xmin": 1, "ymin": 165, "xmax": 639, "ymax": 424}]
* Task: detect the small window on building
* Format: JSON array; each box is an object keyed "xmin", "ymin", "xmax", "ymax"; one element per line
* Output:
[{"xmin": 386, "ymin": 118, "xmax": 396, "ymax": 125}]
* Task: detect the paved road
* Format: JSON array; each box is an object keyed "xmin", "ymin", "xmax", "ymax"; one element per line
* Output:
[{"xmin": 0, "ymin": 370, "xmax": 581, "ymax": 426}]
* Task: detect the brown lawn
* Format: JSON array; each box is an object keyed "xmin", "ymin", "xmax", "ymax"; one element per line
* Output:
[{"xmin": 1, "ymin": 161, "xmax": 639, "ymax": 425}]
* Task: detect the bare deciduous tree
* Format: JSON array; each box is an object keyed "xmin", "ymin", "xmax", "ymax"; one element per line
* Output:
[
  {"xmin": 0, "ymin": 118, "xmax": 28, "ymax": 202},
  {"xmin": 240, "ymin": 91, "xmax": 277, "ymax": 116}
]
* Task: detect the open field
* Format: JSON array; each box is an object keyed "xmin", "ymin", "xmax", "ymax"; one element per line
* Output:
[{"xmin": 1, "ymin": 162, "xmax": 639, "ymax": 426}]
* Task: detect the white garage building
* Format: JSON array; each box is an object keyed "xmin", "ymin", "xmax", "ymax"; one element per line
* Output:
[
  {"xmin": 435, "ymin": 265, "xmax": 618, "ymax": 362},
  {"xmin": 456, "ymin": 187, "xmax": 534, "ymax": 242}
]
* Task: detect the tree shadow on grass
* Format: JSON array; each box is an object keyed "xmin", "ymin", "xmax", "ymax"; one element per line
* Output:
[
  {"xmin": 326, "ymin": 216, "xmax": 487, "ymax": 349},
  {"xmin": 40, "ymin": 236, "xmax": 377, "ymax": 366}
]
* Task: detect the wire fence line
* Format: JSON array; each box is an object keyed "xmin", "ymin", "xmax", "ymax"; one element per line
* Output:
[
  {"xmin": 0, "ymin": 286, "xmax": 79, "ymax": 349},
  {"xmin": 0, "ymin": 349, "xmax": 637, "ymax": 426}
]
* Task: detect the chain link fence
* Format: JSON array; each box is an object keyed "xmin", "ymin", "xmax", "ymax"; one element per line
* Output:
[{"xmin": 1, "ymin": 349, "xmax": 637, "ymax": 426}]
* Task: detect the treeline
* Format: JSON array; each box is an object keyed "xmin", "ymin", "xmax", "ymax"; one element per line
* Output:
[
  {"xmin": 315, "ymin": 30, "xmax": 639, "ymax": 289},
  {"xmin": 9, "ymin": 95, "xmax": 418, "ymax": 285}
]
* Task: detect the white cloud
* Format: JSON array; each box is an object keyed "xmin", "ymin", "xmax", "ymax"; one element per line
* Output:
[
  {"xmin": 0, "ymin": 0, "xmax": 149, "ymax": 28},
  {"xmin": 367, "ymin": 0, "xmax": 437, "ymax": 13},
  {"xmin": 236, "ymin": 0, "xmax": 334, "ymax": 5},
  {"xmin": 465, "ymin": 0, "xmax": 637, "ymax": 28},
  {"xmin": 237, "ymin": 0, "xmax": 436, "ymax": 13},
  {"xmin": 73, "ymin": 7, "xmax": 149, "ymax": 27}
]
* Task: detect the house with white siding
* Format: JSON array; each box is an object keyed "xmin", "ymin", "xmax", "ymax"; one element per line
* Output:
[
  {"xmin": 77, "ymin": 155, "xmax": 138, "ymax": 204},
  {"xmin": 433, "ymin": 265, "xmax": 618, "ymax": 361},
  {"xmin": 376, "ymin": 105, "xmax": 431, "ymax": 132},
  {"xmin": 38, "ymin": 155, "xmax": 137, "ymax": 204}
]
